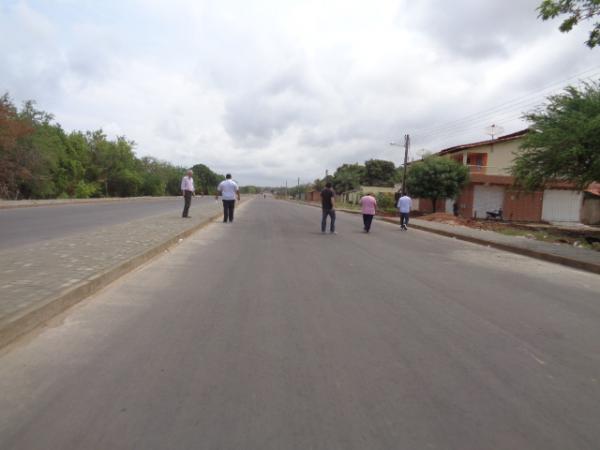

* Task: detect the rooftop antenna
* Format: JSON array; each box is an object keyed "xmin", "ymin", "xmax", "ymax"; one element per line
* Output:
[
  {"xmin": 485, "ymin": 124, "xmax": 504, "ymax": 154},
  {"xmin": 485, "ymin": 124, "xmax": 504, "ymax": 140}
]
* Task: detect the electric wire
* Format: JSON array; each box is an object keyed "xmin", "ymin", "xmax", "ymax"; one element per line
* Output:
[{"xmin": 409, "ymin": 66, "xmax": 600, "ymax": 142}]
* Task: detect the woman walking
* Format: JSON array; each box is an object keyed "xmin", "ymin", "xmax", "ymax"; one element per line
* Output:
[{"xmin": 359, "ymin": 192, "xmax": 377, "ymax": 233}]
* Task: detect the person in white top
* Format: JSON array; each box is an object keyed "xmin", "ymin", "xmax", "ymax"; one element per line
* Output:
[
  {"xmin": 180, "ymin": 169, "xmax": 195, "ymax": 218},
  {"xmin": 397, "ymin": 193, "xmax": 412, "ymax": 231},
  {"xmin": 216, "ymin": 174, "xmax": 240, "ymax": 223}
]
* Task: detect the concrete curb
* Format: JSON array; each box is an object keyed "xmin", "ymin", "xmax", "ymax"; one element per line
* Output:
[
  {"xmin": 0, "ymin": 196, "xmax": 181, "ymax": 210},
  {"xmin": 0, "ymin": 199, "xmax": 249, "ymax": 350},
  {"xmin": 293, "ymin": 200, "xmax": 600, "ymax": 275},
  {"xmin": 378, "ymin": 218, "xmax": 600, "ymax": 275}
]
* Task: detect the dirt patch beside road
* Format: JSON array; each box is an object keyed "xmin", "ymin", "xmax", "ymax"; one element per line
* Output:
[{"xmin": 419, "ymin": 213, "xmax": 600, "ymax": 251}]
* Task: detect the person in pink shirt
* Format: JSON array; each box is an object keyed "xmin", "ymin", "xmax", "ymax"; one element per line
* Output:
[{"xmin": 359, "ymin": 193, "xmax": 377, "ymax": 233}]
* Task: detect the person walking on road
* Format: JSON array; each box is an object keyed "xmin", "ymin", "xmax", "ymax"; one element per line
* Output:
[
  {"xmin": 181, "ymin": 169, "xmax": 195, "ymax": 218},
  {"xmin": 397, "ymin": 193, "xmax": 412, "ymax": 231},
  {"xmin": 217, "ymin": 174, "xmax": 240, "ymax": 223},
  {"xmin": 321, "ymin": 182, "xmax": 336, "ymax": 234},
  {"xmin": 359, "ymin": 192, "xmax": 377, "ymax": 233}
]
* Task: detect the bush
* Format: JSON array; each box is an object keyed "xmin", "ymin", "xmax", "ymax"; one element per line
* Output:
[
  {"xmin": 141, "ymin": 173, "xmax": 165, "ymax": 196},
  {"xmin": 74, "ymin": 181, "xmax": 99, "ymax": 198},
  {"xmin": 376, "ymin": 192, "xmax": 395, "ymax": 210}
]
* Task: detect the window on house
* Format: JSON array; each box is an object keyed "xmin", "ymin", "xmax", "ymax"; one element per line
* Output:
[{"xmin": 467, "ymin": 153, "xmax": 488, "ymax": 173}]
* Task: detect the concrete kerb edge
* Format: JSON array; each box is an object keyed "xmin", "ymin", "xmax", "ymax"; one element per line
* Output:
[
  {"xmin": 290, "ymin": 200, "xmax": 600, "ymax": 275},
  {"xmin": 0, "ymin": 196, "xmax": 180, "ymax": 210},
  {"xmin": 0, "ymin": 199, "xmax": 249, "ymax": 350}
]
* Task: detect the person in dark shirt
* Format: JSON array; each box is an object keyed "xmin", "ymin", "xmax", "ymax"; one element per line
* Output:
[{"xmin": 320, "ymin": 182, "xmax": 336, "ymax": 234}]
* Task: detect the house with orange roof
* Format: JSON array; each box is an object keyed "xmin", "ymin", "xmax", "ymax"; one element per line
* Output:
[{"xmin": 417, "ymin": 130, "xmax": 600, "ymax": 224}]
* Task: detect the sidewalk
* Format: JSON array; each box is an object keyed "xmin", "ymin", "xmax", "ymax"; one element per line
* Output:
[
  {"xmin": 0, "ymin": 199, "xmax": 247, "ymax": 349},
  {"xmin": 299, "ymin": 201, "xmax": 600, "ymax": 275},
  {"xmin": 402, "ymin": 217, "xmax": 600, "ymax": 275}
]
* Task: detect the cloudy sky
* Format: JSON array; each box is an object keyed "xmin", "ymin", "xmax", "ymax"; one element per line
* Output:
[{"xmin": 1, "ymin": 0, "xmax": 598, "ymax": 186}]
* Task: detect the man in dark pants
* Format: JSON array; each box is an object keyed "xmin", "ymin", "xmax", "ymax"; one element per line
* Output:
[
  {"xmin": 397, "ymin": 192, "xmax": 412, "ymax": 231},
  {"xmin": 321, "ymin": 182, "xmax": 336, "ymax": 234},
  {"xmin": 216, "ymin": 174, "xmax": 240, "ymax": 223},
  {"xmin": 181, "ymin": 169, "xmax": 195, "ymax": 218}
]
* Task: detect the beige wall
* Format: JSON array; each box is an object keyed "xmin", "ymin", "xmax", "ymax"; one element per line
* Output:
[
  {"xmin": 440, "ymin": 138, "xmax": 523, "ymax": 175},
  {"xmin": 343, "ymin": 186, "xmax": 397, "ymax": 204},
  {"xmin": 360, "ymin": 186, "xmax": 397, "ymax": 194},
  {"xmin": 487, "ymin": 140, "xmax": 520, "ymax": 172}
]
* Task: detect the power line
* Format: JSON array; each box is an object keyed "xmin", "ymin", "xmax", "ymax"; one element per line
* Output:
[
  {"xmin": 410, "ymin": 72, "xmax": 600, "ymax": 148},
  {"xmin": 415, "ymin": 107, "xmax": 535, "ymax": 142},
  {"xmin": 411, "ymin": 66, "xmax": 600, "ymax": 137},
  {"xmin": 414, "ymin": 78, "xmax": 598, "ymax": 142},
  {"xmin": 413, "ymin": 113, "xmax": 529, "ymax": 151},
  {"xmin": 415, "ymin": 109, "xmax": 531, "ymax": 142}
]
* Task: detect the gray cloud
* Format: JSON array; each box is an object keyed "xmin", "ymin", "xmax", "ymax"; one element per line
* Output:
[
  {"xmin": 1, "ymin": 0, "xmax": 598, "ymax": 187},
  {"xmin": 401, "ymin": 0, "xmax": 545, "ymax": 60},
  {"xmin": 223, "ymin": 64, "xmax": 324, "ymax": 145}
]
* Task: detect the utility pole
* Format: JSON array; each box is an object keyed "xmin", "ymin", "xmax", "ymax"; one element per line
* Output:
[
  {"xmin": 297, "ymin": 177, "xmax": 300, "ymax": 200},
  {"xmin": 402, "ymin": 134, "xmax": 410, "ymax": 195},
  {"xmin": 390, "ymin": 134, "xmax": 410, "ymax": 195},
  {"xmin": 285, "ymin": 180, "xmax": 288, "ymax": 199}
]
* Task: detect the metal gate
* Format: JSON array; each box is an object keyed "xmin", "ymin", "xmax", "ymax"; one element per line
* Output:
[
  {"xmin": 473, "ymin": 185, "xmax": 504, "ymax": 219},
  {"xmin": 542, "ymin": 190, "xmax": 582, "ymax": 222}
]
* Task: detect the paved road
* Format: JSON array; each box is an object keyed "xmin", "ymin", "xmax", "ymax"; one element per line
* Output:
[
  {"xmin": 1, "ymin": 199, "xmax": 599, "ymax": 450},
  {"xmin": 0, "ymin": 197, "xmax": 213, "ymax": 250}
]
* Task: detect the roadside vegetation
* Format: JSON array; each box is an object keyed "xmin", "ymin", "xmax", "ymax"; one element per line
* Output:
[
  {"xmin": 512, "ymin": 80, "xmax": 600, "ymax": 190},
  {"xmin": 309, "ymin": 159, "xmax": 401, "ymax": 197},
  {"xmin": 405, "ymin": 156, "xmax": 469, "ymax": 212},
  {"xmin": 0, "ymin": 94, "xmax": 224, "ymax": 199},
  {"xmin": 537, "ymin": 0, "xmax": 600, "ymax": 48}
]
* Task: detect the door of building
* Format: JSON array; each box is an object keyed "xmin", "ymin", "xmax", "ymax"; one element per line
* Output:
[
  {"xmin": 542, "ymin": 190, "xmax": 582, "ymax": 222},
  {"xmin": 473, "ymin": 185, "xmax": 504, "ymax": 219}
]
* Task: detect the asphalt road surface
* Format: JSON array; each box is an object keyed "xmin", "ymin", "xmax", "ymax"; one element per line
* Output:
[
  {"xmin": 0, "ymin": 197, "xmax": 212, "ymax": 250},
  {"xmin": 1, "ymin": 199, "xmax": 599, "ymax": 450}
]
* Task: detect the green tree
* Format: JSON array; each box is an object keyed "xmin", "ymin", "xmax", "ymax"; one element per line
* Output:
[
  {"xmin": 332, "ymin": 163, "xmax": 365, "ymax": 193},
  {"xmin": 14, "ymin": 100, "xmax": 65, "ymax": 198},
  {"xmin": 74, "ymin": 180, "xmax": 100, "ymax": 198},
  {"xmin": 0, "ymin": 94, "xmax": 35, "ymax": 198},
  {"xmin": 406, "ymin": 156, "xmax": 469, "ymax": 212},
  {"xmin": 138, "ymin": 157, "xmax": 169, "ymax": 196},
  {"xmin": 191, "ymin": 163, "xmax": 225, "ymax": 195},
  {"xmin": 62, "ymin": 132, "xmax": 93, "ymax": 196},
  {"xmin": 537, "ymin": 0, "xmax": 600, "ymax": 48},
  {"xmin": 363, "ymin": 159, "xmax": 396, "ymax": 186},
  {"xmin": 86, "ymin": 132, "xmax": 140, "ymax": 196},
  {"xmin": 312, "ymin": 178, "xmax": 325, "ymax": 191},
  {"xmin": 512, "ymin": 81, "xmax": 600, "ymax": 190},
  {"xmin": 287, "ymin": 183, "xmax": 310, "ymax": 198},
  {"xmin": 0, "ymin": 92, "xmax": 226, "ymax": 200},
  {"xmin": 239, "ymin": 185, "xmax": 259, "ymax": 194},
  {"xmin": 165, "ymin": 168, "xmax": 185, "ymax": 195}
]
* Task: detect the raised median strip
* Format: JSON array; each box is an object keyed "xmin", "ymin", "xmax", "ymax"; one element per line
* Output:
[
  {"xmin": 0, "ymin": 196, "xmax": 181, "ymax": 210},
  {"xmin": 0, "ymin": 198, "xmax": 249, "ymax": 349},
  {"xmin": 295, "ymin": 200, "xmax": 600, "ymax": 275}
]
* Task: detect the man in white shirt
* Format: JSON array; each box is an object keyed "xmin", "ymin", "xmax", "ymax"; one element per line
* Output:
[
  {"xmin": 180, "ymin": 169, "xmax": 195, "ymax": 218},
  {"xmin": 397, "ymin": 193, "xmax": 412, "ymax": 231},
  {"xmin": 216, "ymin": 174, "xmax": 240, "ymax": 223}
]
